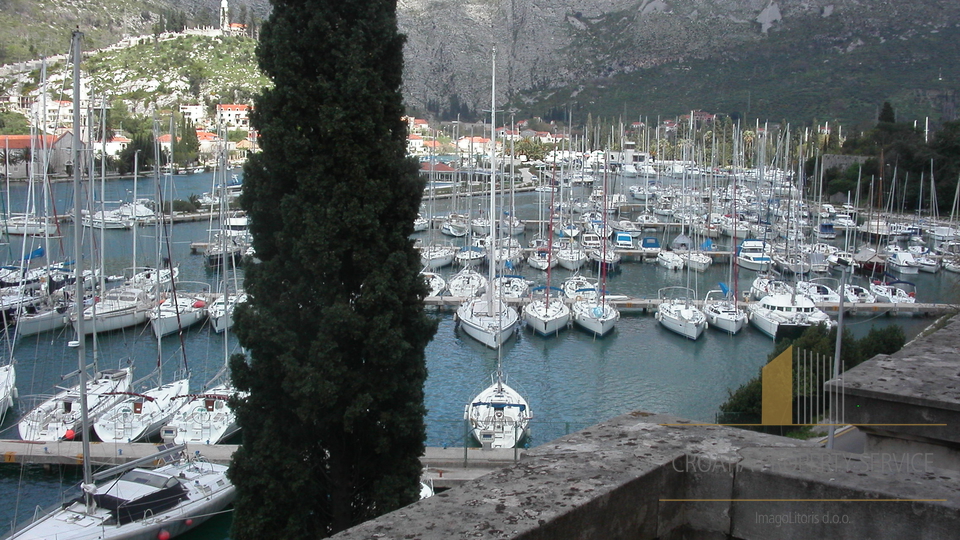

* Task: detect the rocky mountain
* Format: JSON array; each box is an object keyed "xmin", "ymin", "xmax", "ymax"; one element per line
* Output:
[
  {"xmin": 0, "ymin": 0, "xmax": 957, "ymax": 129},
  {"xmin": 397, "ymin": 0, "xmax": 960, "ymax": 127}
]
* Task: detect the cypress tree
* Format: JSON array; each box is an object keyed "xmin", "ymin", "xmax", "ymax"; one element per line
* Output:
[
  {"xmin": 878, "ymin": 101, "xmax": 896, "ymax": 124},
  {"xmin": 227, "ymin": 0, "xmax": 437, "ymax": 536}
]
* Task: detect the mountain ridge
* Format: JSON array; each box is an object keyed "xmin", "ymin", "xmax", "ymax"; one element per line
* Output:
[{"xmin": 0, "ymin": 0, "xmax": 956, "ymax": 129}]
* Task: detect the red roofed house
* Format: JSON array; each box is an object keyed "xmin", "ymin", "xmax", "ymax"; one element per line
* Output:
[
  {"xmin": 403, "ymin": 116, "xmax": 431, "ymax": 135},
  {"xmin": 216, "ymin": 104, "xmax": 251, "ymax": 128},
  {"xmin": 419, "ymin": 160, "xmax": 456, "ymax": 182},
  {"xmin": 195, "ymin": 130, "xmax": 222, "ymax": 157},
  {"xmin": 456, "ymin": 136, "xmax": 492, "ymax": 154},
  {"xmin": 407, "ymin": 133, "xmax": 424, "ymax": 155},
  {"xmin": 96, "ymin": 131, "xmax": 132, "ymax": 159}
]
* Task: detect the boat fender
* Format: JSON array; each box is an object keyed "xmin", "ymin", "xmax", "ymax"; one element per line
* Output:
[{"xmin": 193, "ymin": 300, "xmax": 206, "ymax": 308}]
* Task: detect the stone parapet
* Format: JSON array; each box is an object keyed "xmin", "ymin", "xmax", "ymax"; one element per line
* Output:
[
  {"xmin": 331, "ymin": 412, "xmax": 958, "ymax": 539},
  {"xmin": 826, "ymin": 316, "xmax": 960, "ymax": 469}
]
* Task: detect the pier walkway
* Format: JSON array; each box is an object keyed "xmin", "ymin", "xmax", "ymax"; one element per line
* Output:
[
  {"xmin": 0, "ymin": 440, "xmax": 518, "ymax": 489},
  {"xmin": 424, "ymin": 295, "xmax": 958, "ymax": 317}
]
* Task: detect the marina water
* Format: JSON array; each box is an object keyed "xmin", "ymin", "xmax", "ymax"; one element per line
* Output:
[{"xmin": 0, "ymin": 171, "xmax": 954, "ymax": 539}]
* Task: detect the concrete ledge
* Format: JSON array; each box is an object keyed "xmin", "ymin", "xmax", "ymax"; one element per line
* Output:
[
  {"xmin": 331, "ymin": 411, "xmax": 957, "ymax": 539},
  {"xmin": 826, "ymin": 315, "xmax": 960, "ymax": 469}
]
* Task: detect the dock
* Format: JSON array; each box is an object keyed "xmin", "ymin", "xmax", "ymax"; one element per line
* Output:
[
  {"xmin": 424, "ymin": 295, "xmax": 958, "ymax": 317},
  {"xmin": 0, "ymin": 440, "xmax": 517, "ymax": 489}
]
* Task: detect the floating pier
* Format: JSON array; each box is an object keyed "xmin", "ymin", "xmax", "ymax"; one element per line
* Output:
[
  {"xmin": 424, "ymin": 295, "xmax": 958, "ymax": 317},
  {"xmin": 0, "ymin": 440, "xmax": 516, "ymax": 489}
]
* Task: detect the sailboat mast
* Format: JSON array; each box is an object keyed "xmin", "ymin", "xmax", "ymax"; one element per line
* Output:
[
  {"xmin": 486, "ymin": 48, "xmax": 496, "ymax": 317},
  {"xmin": 69, "ymin": 28, "xmax": 94, "ymax": 503}
]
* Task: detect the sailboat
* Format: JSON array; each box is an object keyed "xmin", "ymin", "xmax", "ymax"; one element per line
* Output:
[
  {"xmin": 464, "ymin": 368, "xmax": 532, "ymax": 449},
  {"xmin": 420, "ymin": 269, "xmax": 447, "ymax": 297},
  {"xmin": 96, "ymin": 158, "xmax": 195, "ymax": 443},
  {"xmin": 462, "ymin": 49, "xmax": 531, "ymax": 450},
  {"xmin": 70, "ymin": 149, "xmax": 177, "ymax": 336},
  {"xmin": 455, "ymin": 49, "xmax": 519, "ymax": 349},
  {"xmin": 704, "ymin": 164, "xmax": 747, "ymax": 335},
  {"xmin": 148, "ymin": 158, "xmax": 210, "ymax": 339},
  {"xmin": 166, "ymin": 129, "xmax": 243, "ymax": 446},
  {"xmin": 92, "ymin": 371, "xmax": 190, "ymax": 443},
  {"xmin": 656, "ymin": 286, "xmax": 707, "ymax": 340},
  {"xmin": 702, "ymin": 285, "xmax": 746, "ymax": 335},
  {"xmin": 6, "ymin": 33, "xmax": 234, "ymax": 540},
  {"xmin": 523, "ymin": 184, "xmax": 570, "ymax": 336}
]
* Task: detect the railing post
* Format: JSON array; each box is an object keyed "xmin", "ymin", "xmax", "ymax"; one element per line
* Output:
[{"xmin": 463, "ymin": 420, "xmax": 468, "ymax": 468}]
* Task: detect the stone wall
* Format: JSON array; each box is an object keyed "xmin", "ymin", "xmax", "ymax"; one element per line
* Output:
[
  {"xmin": 331, "ymin": 411, "xmax": 959, "ymax": 539},
  {"xmin": 821, "ymin": 154, "xmax": 869, "ymax": 172}
]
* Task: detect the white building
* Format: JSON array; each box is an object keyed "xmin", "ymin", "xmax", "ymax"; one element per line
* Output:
[
  {"xmin": 216, "ymin": 104, "xmax": 250, "ymax": 128},
  {"xmin": 180, "ymin": 104, "xmax": 207, "ymax": 126}
]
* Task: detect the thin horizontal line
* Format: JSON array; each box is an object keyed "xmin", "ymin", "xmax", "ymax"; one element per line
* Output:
[
  {"xmin": 658, "ymin": 424, "xmax": 948, "ymax": 427},
  {"xmin": 659, "ymin": 499, "xmax": 947, "ymax": 502}
]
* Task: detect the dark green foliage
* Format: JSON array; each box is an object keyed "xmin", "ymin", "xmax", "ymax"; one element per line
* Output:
[
  {"xmin": 0, "ymin": 110, "xmax": 29, "ymax": 134},
  {"xmin": 116, "ymin": 133, "xmax": 155, "ymax": 175},
  {"xmin": 228, "ymin": 0, "xmax": 437, "ymax": 538},
  {"xmin": 173, "ymin": 117, "xmax": 199, "ymax": 166},
  {"xmin": 226, "ymin": 129, "xmax": 247, "ymax": 143},
  {"xmin": 719, "ymin": 324, "xmax": 906, "ymax": 428},
  {"xmin": 166, "ymin": 199, "xmax": 197, "ymax": 214},
  {"xmin": 719, "ymin": 376, "xmax": 762, "ymax": 417},
  {"xmin": 857, "ymin": 325, "xmax": 906, "ymax": 366},
  {"xmin": 878, "ymin": 101, "xmax": 896, "ymax": 124},
  {"xmin": 515, "ymin": 138, "xmax": 549, "ymax": 162}
]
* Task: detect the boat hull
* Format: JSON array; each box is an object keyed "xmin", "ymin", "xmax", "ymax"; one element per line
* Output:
[
  {"xmin": 456, "ymin": 299, "xmax": 519, "ymax": 349},
  {"xmin": 704, "ymin": 307, "xmax": 747, "ymax": 335},
  {"xmin": 656, "ymin": 306, "xmax": 706, "ymax": 340},
  {"xmin": 523, "ymin": 300, "xmax": 570, "ymax": 336},
  {"xmin": 571, "ymin": 301, "xmax": 619, "ymax": 336}
]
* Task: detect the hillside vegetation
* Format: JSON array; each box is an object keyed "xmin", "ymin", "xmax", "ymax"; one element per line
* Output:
[
  {"xmin": 0, "ymin": 0, "xmax": 957, "ymax": 133},
  {"xmin": 518, "ymin": 20, "xmax": 960, "ymax": 130},
  {"xmin": 2, "ymin": 33, "xmax": 267, "ymax": 122}
]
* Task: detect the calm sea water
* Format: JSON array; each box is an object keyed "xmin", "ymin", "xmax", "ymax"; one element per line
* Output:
[{"xmin": 0, "ymin": 171, "xmax": 954, "ymax": 539}]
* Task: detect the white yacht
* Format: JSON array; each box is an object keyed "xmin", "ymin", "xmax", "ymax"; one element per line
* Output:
[
  {"xmin": 886, "ymin": 251, "xmax": 920, "ymax": 275},
  {"xmin": 747, "ymin": 293, "xmax": 834, "ymax": 339},
  {"xmin": 166, "ymin": 383, "xmax": 242, "ymax": 445},
  {"xmin": 571, "ymin": 297, "xmax": 620, "ymax": 336},
  {"xmin": 702, "ymin": 289, "xmax": 747, "ymax": 335},
  {"xmin": 795, "ymin": 280, "xmax": 841, "ymax": 303},
  {"xmin": 456, "ymin": 296, "xmax": 519, "ymax": 349},
  {"xmin": 148, "ymin": 292, "xmax": 210, "ymax": 339},
  {"xmin": 522, "ymin": 286, "xmax": 570, "ymax": 336},
  {"xmin": 93, "ymin": 376, "xmax": 190, "ymax": 443},
  {"xmin": 447, "ymin": 268, "xmax": 487, "ymax": 298},
  {"xmin": 71, "ymin": 286, "xmax": 156, "ymax": 335},
  {"xmin": 418, "ymin": 243, "xmax": 456, "ymax": 269},
  {"xmin": 464, "ymin": 371, "xmax": 531, "ymax": 449},
  {"xmin": 736, "ymin": 239, "xmax": 773, "ymax": 272},
  {"xmin": 207, "ymin": 290, "xmax": 247, "ymax": 333},
  {"xmin": 420, "ymin": 270, "xmax": 446, "ymax": 297},
  {"xmin": 6, "ymin": 449, "xmax": 235, "ymax": 540},
  {"xmin": 678, "ymin": 251, "xmax": 712, "ymax": 272},
  {"xmin": 656, "ymin": 287, "xmax": 707, "ymax": 340},
  {"xmin": 0, "ymin": 363, "xmax": 15, "ymax": 422},
  {"xmin": 869, "ymin": 280, "xmax": 917, "ymax": 304},
  {"xmin": 657, "ymin": 250, "xmax": 684, "ymax": 271},
  {"xmin": 18, "ymin": 367, "xmax": 134, "ymax": 442}
]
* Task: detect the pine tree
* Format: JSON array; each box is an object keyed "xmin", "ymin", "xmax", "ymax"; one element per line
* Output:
[{"xmin": 227, "ymin": 0, "xmax": 437, "ymax": 537}]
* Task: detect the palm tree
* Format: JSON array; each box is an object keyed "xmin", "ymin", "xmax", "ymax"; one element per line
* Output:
[{"xmin": 0, "ymin": 147, "xmax": 29, "ymax": 179}]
